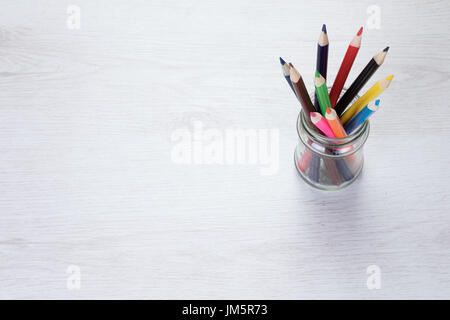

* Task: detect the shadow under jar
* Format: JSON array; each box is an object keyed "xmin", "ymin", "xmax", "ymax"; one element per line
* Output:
[{"xmin": 294, "ymin": 106, "xmax": 370, "ymax": 191}]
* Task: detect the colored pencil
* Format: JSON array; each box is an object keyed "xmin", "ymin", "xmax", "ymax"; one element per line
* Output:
[
  {"xmin": 297, "ymin": 150, "xmax": 312, "ymax": 173},
  {"xmin": 335, "ymin": 159, "xmax": 354, "ymax": 181},
  {"xmin": 308, "ymin": 154, "xmax": 320, "ymax": 182},
  {"xmin": 314, "ymin": 24, "xmax": 329, "ymax": 113},
  {"xmin": 325, "ymin": 107, "xmax": 357, "ymax": 163},
  {"xmin": 340, "ymin": 75, "xmax": 393, "ymax": 124},
  {"xmin": 289, "ymin": 64, "xmax": 321, "ymax": 183},
  {"xmin": 345, "ymin": 99, "xmax": 380, "ymax": 134},
  {"xmin": 310, "ymin": 112, "xmax": 336, "ymax": 138},
  {"xmin": 329, "ymin": 27, "xmax": 363, "ymax": 107},
  {"xmin": 314, "ymin": 71, "xmax": 331, "ymax": 115},
  {"xmin": 334, "ymin": 47, "xmax": 389, "ymax": 116},
  {"xmin": 279, "ymin": 57, "xmax": 296, "ymax": 96},
  {"xmin": 323, "ymin": 157, "xmax": 343, "ymax": 185},
  {"xmin": 325, "ymin": 108, "xmax": 347, "ymax": 138},
  {"xmin": 289, "ymin": 64, "xmax": 316, "ymax": 118},
  {"xmin": 311, "ymin": 112, "xmax": 352, "ymax": 184}
]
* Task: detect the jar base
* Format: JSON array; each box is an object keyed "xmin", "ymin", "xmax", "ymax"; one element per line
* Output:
[{"xmin": 294, "ymin": 148, "xmax": 364, "ymax": 191}]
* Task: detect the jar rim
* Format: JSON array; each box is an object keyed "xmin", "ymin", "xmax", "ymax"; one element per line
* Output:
[{"xmin": 297, "ymin": 110, "xmax": 370, "ymax": 148}]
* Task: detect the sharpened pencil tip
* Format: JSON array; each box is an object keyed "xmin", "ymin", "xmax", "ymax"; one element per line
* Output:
[
  {"xmin": 357, "ymin": 26, "xmax": 363, "ymax": 36},
  {"xmin": 322, "ymin": 24, "xmax": 327, "ymax": 34},
  {"xmin": 279, "ymin": 57, "xmax": 286, "ymax": 65},
  {"xmin": 386, "ymin": 74, "xmax": 394, "ymax": 81},
  {"xmin": 383, "ymin": 46, "xmax": 389, "ymax": 52}
]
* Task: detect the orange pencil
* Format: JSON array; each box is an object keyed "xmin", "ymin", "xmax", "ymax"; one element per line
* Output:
[
  {"xmin": 324, "ymin": 108, "xmax": 347, "ymax": 138},
  {"xmin": 325, "ymin": 107, "xmax": 356, "ymax": 163}
]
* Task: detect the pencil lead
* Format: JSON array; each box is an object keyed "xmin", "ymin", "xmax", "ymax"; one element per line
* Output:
[
  {"xmin": 357, "ymin": 26, "xmax": 363, "ymax": 36},
  {"xmin": 383, "ymin": 46, "xmax": 390, "ymax": 52},
  {"xmin": 279, "ymin": 57, "xmax": 286, "ymax": 65},
  {"xmin": 315, "ymin": 70, "xmax": 320, "ymax": 78},
  {"xmin": 374, "ymin": 99, "xmax": 381, "ymax": 106},
  {"xmin": 322, "ymin": 24, "xmax": 327, "ymax": 34}
]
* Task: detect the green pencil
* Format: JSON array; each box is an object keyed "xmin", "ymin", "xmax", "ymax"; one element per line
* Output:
[{"xmin": 314, "ymin": 70, "xmax": 331, "ymax": 116}]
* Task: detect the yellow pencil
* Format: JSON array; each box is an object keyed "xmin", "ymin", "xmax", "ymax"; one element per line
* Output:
[{"xmin": 340, "ymin": 75, "xmax": 393, "ymax": 124}]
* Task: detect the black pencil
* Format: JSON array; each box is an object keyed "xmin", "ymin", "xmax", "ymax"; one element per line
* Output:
[{"xmin": 334, "ymin": 46, "xmax": 389, "ymax": 116}]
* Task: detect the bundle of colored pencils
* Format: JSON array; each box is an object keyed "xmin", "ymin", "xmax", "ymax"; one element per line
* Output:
[{"xmin": 280, "ymin": 25, "xmax": 393, "ymax": 137}]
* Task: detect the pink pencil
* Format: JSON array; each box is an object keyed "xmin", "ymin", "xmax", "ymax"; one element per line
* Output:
[{"xmin": 310, "ymin": 112, "xmax": 336, "ymax": 138}]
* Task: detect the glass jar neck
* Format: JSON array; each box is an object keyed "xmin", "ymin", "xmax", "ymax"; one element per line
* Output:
[{"xmin": 297, "ymin": 110, "xmax": 370, "ymax": 157}]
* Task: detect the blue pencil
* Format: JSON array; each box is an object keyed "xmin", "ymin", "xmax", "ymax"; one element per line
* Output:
[
  {"xmin": 279, "ymin": 57, "xmax": 296, "ymax": 96},
  {"xmin": 344, "ymin": 99, "xmax": 380, "ymax": 134}
]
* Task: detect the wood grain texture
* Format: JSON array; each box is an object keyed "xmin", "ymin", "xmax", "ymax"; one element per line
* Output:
[{"xmin": 1, "ymin": 0, "xmax": 450, "ymax": 299}]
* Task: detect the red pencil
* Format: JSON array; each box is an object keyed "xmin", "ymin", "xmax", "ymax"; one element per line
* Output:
[{"xmin": 329, "ymin": 27, "xmax": 363, "ymax": 107}]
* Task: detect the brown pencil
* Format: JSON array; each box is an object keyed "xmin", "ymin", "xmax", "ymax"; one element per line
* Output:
[
  {"xmin": 289, "ymin": 64, "xmax": 316, "ymax": 119},
  {"xmin": 290, "ymin": 63, "xmax": 345, "ymax": 185},
  {"xmin": 289, "ymin": 63, "xmax": 322, "ymax": 183}
]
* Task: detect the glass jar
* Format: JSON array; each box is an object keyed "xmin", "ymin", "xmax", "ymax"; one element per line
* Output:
[{"xmin": 294, "ymin": 93, "xmax": 370, "ymax": 190}]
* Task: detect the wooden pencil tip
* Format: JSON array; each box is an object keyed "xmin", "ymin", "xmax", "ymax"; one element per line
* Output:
[
  {"xmin": 279, "ymin": 57, "xmax": 286, "ymax": 65},
  {"xmin": 357, "ymin": 26, "xmax": 363, "ymax": 36},
  {"xmin": 383, "ymin": 46, "xmax": 389, "ymax": 52},
  {"xmin": 310, "ymin": 112, "xmax": 322, "ymax": 123},
  {"xmin": 289, "ymin": 65, "xmax": 301, "ymax": 82},
  {"xmin": 325, "ymin": 108, "xmax": 337, "ymax": 120},
  {"xmin": 369, "ymin": 99, "xmax": 380, "ymax": 110},
  {"xmin": 314, "ymin": 71, "xmax": 325, "ymax": 86},
  {"xmin": 311, "ymin": 112, "xmax": 325, "ymax": 125},
  {"xmin": 379, "ymin": 75, "xmax": 394, "ymax": 89}
]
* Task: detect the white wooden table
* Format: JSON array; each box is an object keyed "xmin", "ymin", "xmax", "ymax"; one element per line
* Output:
[{"xmin": 1, "ymin": 0, "xmax": 450, "ymax": 299}]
